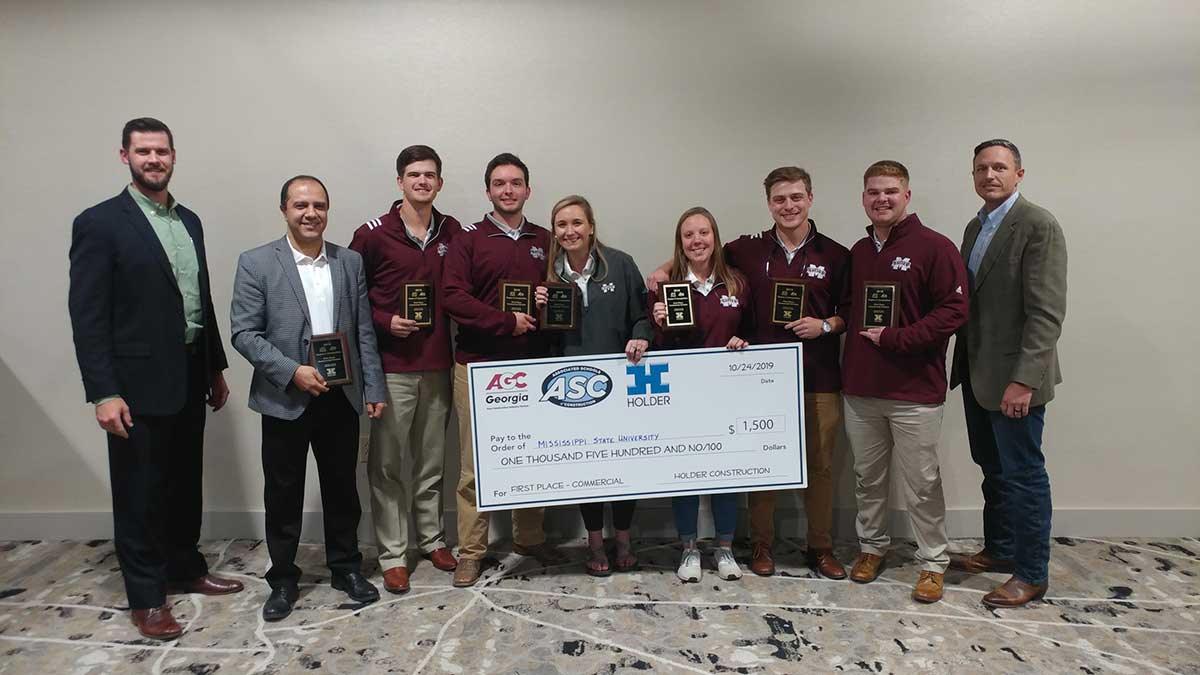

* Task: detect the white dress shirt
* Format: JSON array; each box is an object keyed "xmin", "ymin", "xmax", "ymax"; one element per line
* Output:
[
  {"xmin": 686, "ymin": 268, "xmax": 717, "ymax": 296},
  {"xmin": 486, "ymin": 213, "xmax": 526, "ymax": 240},
  {"xmin": 290, "ymin": 240, "xmax": 335, "ymax": 335},
  {"xmin": 555, "ymin": 252, "xmax": 595, "ymax": 306}
]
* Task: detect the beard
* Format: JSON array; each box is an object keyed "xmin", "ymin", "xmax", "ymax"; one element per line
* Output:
[
  {"xmin": 130, "ymin": 163, "xmax": 173, "ymax": 193},
  {"xmin": 491, "ymin": 201, "xmax": 525, "ymax": 219}
]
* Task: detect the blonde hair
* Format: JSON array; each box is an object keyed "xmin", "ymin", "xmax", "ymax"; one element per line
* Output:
[
  {"xmin": 545, "ymin": 194, "xmax": 609, "ymax": 283},
  {"xmin": 669, "ymin": 206, "xmax": 740, "ymax": 297}
]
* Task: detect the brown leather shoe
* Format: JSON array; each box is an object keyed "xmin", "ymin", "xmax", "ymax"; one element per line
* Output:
[
  {"xmin": 383, "ymin": 566, "xmax": 410, "ymax": 594},
  {"xmin": 849, "ymin": 553, "xmax": 883, "ymax": 584},
  {"xmin": 912, "ymin": 571, "xmax": 944, "ymax": 603},
  {"xmin": 982, "ymin": 576, "xmax": 1048, "ymax": 608},
  {"xmin": 452, "ymin": 558, "xmax": 482, "ymax": 587},
  {"xmin": 806, "ymin": 549, "xmax": 847, "ymax": 580},
  {"xmin": 424, "ymin": 547, "xmax": 458, "ymax": 572},
  {"xmin": 750, "ymin": 544, "xmax": 775, "ymax": 576},
  {"xmin": 168, "ymin": 574, "xmax": 244, "ymax": 596},
  {"xmin": 512, "ymin": 542, "xmax": 568, "ymax": 566},
  {"xmin": 949, "ymin": 549, "xmax": 1015, "ymax": 574},
  {"xmin": 131, "ymin": 606, "xmax": 183, "ymax": 640}
]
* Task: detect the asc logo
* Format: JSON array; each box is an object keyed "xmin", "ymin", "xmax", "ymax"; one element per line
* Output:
[{"xmin": 539, "ymin": 366, "xmax": 612, "ymax": 408}]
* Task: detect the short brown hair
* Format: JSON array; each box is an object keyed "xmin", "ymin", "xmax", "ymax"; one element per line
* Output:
[
  {"xmin": 763, "ymin": 166, "xmax": 812, "ymax": 196},
  {"xmin": 122, "ymin": 117, "xmax": 173, "ymax": 150},
  {"xmin": 863, "ymin": 160, "xmax": 909, "ymax": 186}
]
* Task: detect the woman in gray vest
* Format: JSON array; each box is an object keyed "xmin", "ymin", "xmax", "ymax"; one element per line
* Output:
[{"xmin": 535, "ymin": 195, "xmax": 652, "ymax": 576}]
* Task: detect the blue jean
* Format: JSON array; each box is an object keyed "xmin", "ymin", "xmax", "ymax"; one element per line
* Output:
[
  {"xmin": 673, "ymin": 493, "xmax": 738, "ymax": 541},
  {"xmin": 962, "ymin": 377, "xmax": 1052, "ymax": 585}
]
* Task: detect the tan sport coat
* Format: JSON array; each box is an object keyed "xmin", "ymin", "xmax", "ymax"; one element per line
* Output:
[{"xmin": 950, "ymin": 195, "xmax": 1067, "ymax": 410}]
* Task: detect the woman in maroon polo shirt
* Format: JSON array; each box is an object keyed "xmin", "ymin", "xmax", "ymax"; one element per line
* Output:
[{"xmin": 648, "ymin": 206, "xmax": 751, "ymax": 582}]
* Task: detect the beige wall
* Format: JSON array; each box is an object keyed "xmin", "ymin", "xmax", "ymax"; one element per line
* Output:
[{"xmin": 2, "ymin": 1, "xmax": 1197, "ymax": 537}]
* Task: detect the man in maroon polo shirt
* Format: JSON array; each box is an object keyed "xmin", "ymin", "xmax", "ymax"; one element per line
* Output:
[
  {"xmin": 841, "ymin": 160, "xmax": 968, "ymax": 604},
  {"xmin": 442, "ymin": 152, "xmax": 565, "ymax": 587},
  {"xmin": 349, "ymin": 145, "xmax": 461, "ymax": 594},
  {"xmin": 723, "ymin": 167, "xmax": 851, "ymax": 579}
]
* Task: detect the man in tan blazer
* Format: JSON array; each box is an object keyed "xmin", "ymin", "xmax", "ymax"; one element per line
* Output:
[{"xmin": 950, "ymin": 139, "xmax": 1067, "ymax": 608}]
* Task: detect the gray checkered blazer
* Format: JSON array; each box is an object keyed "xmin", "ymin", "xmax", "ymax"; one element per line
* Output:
[{"xmin": 230, "ymin": 236, "xmax": 386, "ymax": 420}]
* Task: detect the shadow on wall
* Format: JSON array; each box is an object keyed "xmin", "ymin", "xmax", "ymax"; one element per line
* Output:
[{"xmin": 0, "ymin": 356, "xmax": 108, "ymax": 512}]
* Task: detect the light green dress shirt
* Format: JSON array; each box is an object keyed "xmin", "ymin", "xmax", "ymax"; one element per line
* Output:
[
  {"xmin": 127, "ymin": 185, "xmax": 204, "ymax": 343},
  {"xmin": 95, "ymin": 188, "xmax": 206, "ymax": 406}
]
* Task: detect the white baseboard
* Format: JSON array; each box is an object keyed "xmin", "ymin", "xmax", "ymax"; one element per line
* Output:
[{"xmin": 1, "ymin": 506, "xmax": 1196, "ymax": 542}]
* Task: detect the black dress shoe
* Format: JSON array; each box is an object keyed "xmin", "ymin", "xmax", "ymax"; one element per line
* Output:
[
  {"xmin": 262, "ymin": 586, "xmax": 299, "ymax": 622},
  {"xmin": 331, "ymin": 571, "xmax": 379, "ymax": 603}
]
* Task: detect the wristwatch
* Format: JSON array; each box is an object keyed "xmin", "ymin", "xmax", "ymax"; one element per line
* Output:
[{"xmin": 821, "ymin": 320, "xmax": 832, "ymax": 335}]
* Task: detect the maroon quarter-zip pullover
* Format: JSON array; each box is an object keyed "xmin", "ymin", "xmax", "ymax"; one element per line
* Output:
[
  {"xmin": 349, "ymin": 201, "xmax": 461, "ymax": 373},
  {"xmin": 842, "ymin": 214, "xmax": 969, "ymax": 404},
  {"xmin": 442, "ymin": 216, "xmax": 552, "ymax": 364}
]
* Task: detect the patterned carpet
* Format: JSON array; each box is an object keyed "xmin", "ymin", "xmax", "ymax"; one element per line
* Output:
[{"xmin": 0, "ymin": 537, "xmax": 1197, "ymax": 674}]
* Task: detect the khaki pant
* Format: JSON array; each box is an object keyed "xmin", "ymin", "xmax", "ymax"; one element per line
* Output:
[
  {"xmin": 368, "ymin": 371, "xmax": 452, "ymax": 572},
  {"xmin": 843, "ymin": 394, "xmax": 948, "ymax": 573},
  {"xmin": 749, "ymin": 392, "xmax": 841, "ymax": 550},
  {"xmin": 453, "ymin": 364, "xmax": 546, "ymax": 561}
]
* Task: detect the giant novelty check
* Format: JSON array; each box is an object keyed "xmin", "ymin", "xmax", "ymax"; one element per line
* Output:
[{"xmin": 468, "ymin": 344, "xmax": 806, "ymax": 511}]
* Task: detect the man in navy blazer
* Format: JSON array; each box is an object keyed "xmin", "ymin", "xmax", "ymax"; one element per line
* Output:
[
  {"xmin": 68, "ymin": 118, "xmax": 243, "ymax": 641},
  {"xmin": 230, "ymin": 175, "xmax": 387, "ymax": 622}
]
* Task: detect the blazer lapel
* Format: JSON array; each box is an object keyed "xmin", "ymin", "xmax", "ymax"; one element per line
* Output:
[
  {"xmin": 273, "ymin": 237, "xmax": 312, "ymax": 329},
  {"xmin": 973, "ymin": 195, "xmax": 1026, "ymax": 290},
  {"xmin": 961, "ymin": 218, "xmax": 981, "ymax": 262},
  {"xmin": 121, "ymin": 191, "xmax": 180, "ymax": 293},
  {"xmin": 327, "ymin": 244, "xmax": 345, "ymax": 329}
]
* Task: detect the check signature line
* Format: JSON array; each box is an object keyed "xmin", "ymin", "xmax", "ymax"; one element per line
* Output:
[{"xmin": 659, "ymin": 475, "xmax": 778, "ymax": 485}]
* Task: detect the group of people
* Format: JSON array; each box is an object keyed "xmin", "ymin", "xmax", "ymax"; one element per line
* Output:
[{"xmin": 68, "ymin": 117, "xmax": 1067, "ymax": 641}]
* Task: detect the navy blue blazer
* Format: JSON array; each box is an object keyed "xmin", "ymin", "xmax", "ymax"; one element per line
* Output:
[{"xmin": 68, "ymin": 189, "xmax": 228, "ymax": 415}]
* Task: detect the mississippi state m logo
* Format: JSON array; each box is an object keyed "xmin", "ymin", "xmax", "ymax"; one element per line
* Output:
[
  {"xmin": 891, "ymin": 257, "xmax": 912, "ymax": 271},
  {"xmin": 626, "ymin": 363, "xmax": 669, "ymax": 395}
]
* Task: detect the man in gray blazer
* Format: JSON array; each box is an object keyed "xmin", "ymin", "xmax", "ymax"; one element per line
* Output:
[
  {"xmin": 230, "ymin": 175, "xmax": 388, "ymax": 621},
  {"xmin": 950, "ymin": 140, "xmax": 1067, "ymax": 608}
]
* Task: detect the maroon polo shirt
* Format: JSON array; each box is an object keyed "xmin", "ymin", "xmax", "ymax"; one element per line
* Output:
[
  {"xmin": 841, "ymin": 213, "xmax": 969, "ymax": 404},
  {"xmin": 349, "ymin": 201, "xmax": 461, "ymax": 373},
  {"xmin": 648, "ymin": 269, "xmax": 753, "ymax": 350},
  {"xmin": 442, "ymin": 215, "xmax": 552, "ymax": 364},
  {"xmin": 724, "ymin": 222, "xmax": 850, "ymax": 393}
]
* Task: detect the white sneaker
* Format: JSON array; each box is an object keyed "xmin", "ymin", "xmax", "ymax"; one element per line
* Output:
[
  {"xmin": 713, "ymin": 547, "xmax": 743, "ymax": 580},
  {"xmin": 676, "ymin": 547, "xmax": 702, "ymax": 582}
]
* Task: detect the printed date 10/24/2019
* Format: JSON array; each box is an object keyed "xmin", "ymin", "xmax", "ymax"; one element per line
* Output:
[{"xmin": 728, "ymin": 361, "xmax": 775, "ymax": 373}]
